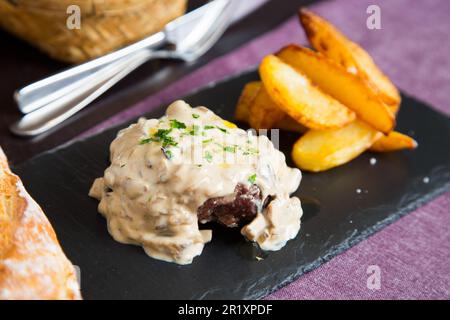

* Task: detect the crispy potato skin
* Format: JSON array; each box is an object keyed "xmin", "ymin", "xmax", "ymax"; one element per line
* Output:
[
  {"xmin": 275, "ymin": 116, "xmax": 307, "ymax": 134},
  {"xmin": 299, "ymin": 9, "xmax": 401, "ymax": 107},
  {"xmin": 370, "ymin": 131, "xmax": 418, "ymax": 152},
  {"xmin": 277, "ymin": 45, "xmax": 395, "ymax": 134},
  {"xmin": 249, "ymin": 87, "xmax": 286, "ymax": 130},
  {"xmin": 235, "ymin": 81, "xmax": 262, "ymax": 122},
  {"xmin": 292, "ymin": 120, "xmax": 382, "ymax": 172},
  {"xmin": 259, "ymin": 55, "xmax": 355, "ymax": 130},
  {"xmin": 387, "ymin": 102, "xmax": 401, "ymax": 115},
  {"xmin": 348, "ymin": 43, "xmax": 402, "ymax": 107},
  {"xmin": 234, "ymin": 81, "xmax": 306, "ymax": 133}
]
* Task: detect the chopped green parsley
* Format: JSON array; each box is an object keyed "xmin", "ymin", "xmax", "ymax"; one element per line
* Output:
[
  {"xmin": 243, "ymin": 147, "xmax": 259, "ymax": 155},
  {"xmin": 140, "ymin": 117, "xmax": 241, "ymax": 161},
  {"xmin": 216, "ymin": 126, "xmax": 228, "ymax": 133},
  {"xmin": 170, "ymin": 119, "xmax": 186, "ymax": 129},
  {"xmin": 139, "ymin": 128, "xmax": 177, "ymax": 148},
  {"xmin": 187, "ymin": 125, "xmax": 200, "ymax": 136},
  {"xmin": 223, "ymin": 145, "xmax": 237, "ymax": 153},
  {"xmin": 204, "ymin": 151, "xmax": 213, "ymax": 163},
  {"xmin": 161, "ymin": 148, "xmax": 173, "ymax": 159},
  {"xmin": 139, "ymin": 138, "xmax": 153, "ymax": 145}
]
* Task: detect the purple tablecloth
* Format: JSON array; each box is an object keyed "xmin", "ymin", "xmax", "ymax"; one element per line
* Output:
[{"xmin": 82, "ymin": 0, "xmax": 450, "ymax": 299}]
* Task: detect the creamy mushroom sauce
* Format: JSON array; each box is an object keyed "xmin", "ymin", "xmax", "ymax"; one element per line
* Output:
[{"xmin": 89, "ymin": 101, "xmax": 302, "ymax": 264}]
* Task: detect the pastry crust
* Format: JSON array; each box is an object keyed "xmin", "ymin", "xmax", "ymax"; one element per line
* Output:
[{"xmin": 0, "ymin": 147, "xmax": 81, "ymax": 300}]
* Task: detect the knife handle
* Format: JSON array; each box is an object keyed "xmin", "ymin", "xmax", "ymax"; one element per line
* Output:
[
  {"xmin": 10, "ymin": 50, "xmax": 160, "ymax": 136},
  {"xmin": 15, "ymin": 32, "xmax": 166, "ymax": 114}
]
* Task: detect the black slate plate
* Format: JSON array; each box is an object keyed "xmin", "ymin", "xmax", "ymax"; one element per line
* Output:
[{"xmin": 14, "ymin": 70, "xmax": 450, "ymax": 299}]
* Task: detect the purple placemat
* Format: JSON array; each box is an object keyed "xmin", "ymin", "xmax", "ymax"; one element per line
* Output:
[{"xmin": 81, "ymin": 0, "xmax": 450, "ymax": 299}]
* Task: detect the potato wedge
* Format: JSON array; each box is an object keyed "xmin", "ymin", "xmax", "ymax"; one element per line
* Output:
[
  {"xmin": 387, "ymin": 102, "xmax": 400, "ymax": 115},
  {"xmin": 277, "ymin": 45, "xmax": 395, "ymax": 133},
  {"xmin": 299, "ymin": 9, "xmax": 401, "ymax": 107},
  {"xmin": 292, "ymin": 120, "xmax": 382, "ymax": 172},
  {"xmin": 249, "ymin": 87, "xmax": 286, "ymax": 130},
  {"xmin": 235, "ymin": 81, "xmax": 262, "ymax": 122},
  {"xmin": 370, "ymin": 131, "xmax": 417, "ymax": 152},
  {"xmin": 275, "ymin": 116, "xmax": 307, "ymax": 134},
  {"xmin": 259, "ymin": 55, "xmax": 356, "ymax": 130},
  {"xmin": 234, "ymin": 81, "xmax": 306, "ymax": 133},
  {"xmin": 349, "ymin": 43, "xmax": 402, "ymax": 107}
]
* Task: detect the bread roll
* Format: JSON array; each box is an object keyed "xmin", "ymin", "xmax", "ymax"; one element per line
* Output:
[{"xmin": 0, "ymin": 147, "xmax": 81, "ymax": 300}]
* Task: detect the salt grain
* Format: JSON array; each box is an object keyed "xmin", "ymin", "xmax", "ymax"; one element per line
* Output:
[
  {"xmin": 423, "ymin": 177, "xmax": 430, "ymax": 184},
  {"xmin": 370, "ymin": 158, "xmax": 377, "ymax": 165},
  {"xmin": 356, "ymin": 188, "xmax": 362, "ymax": 194}
]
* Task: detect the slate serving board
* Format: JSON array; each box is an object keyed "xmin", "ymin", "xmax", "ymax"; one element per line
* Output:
[{"xmin": 14, "ymin": 70, "xmax": 450, "ymax": 299}]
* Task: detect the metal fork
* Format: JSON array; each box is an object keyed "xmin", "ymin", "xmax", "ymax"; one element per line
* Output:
[{"xmin": 11, "ymin": 0, "xmax": 236, "ymax": 136}]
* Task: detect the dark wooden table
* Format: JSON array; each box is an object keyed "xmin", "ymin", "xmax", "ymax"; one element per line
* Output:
[{"xmin": 0, "ymin": 0, "xmax": 316, "ymax": 165}]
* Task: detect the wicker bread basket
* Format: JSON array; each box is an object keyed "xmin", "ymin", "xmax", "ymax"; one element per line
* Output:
[{"xmin": 0, "ymin": 0, "xmax": 187, "ymax": 63}]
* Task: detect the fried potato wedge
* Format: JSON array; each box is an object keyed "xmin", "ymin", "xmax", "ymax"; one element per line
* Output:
[
  {"xmin": 349, "ymin": 44, "xmax": 402, "ymax": 107},
  {"xmin": 259, "ymin": 55, "xmax": 356, "ymax": 130},
  {"xmin": 235, "ymin": 81, "xmax": 262, "ymax": 122},
  {"xmin": 387, "ymin": 102, "xmax": 401, "ymax": 115},
  {"xmin": 277, "ymin": 45, "xmax": 395, "ymax": 133},
  {"xmin": 292, "ymin": 120, "xmax": 382, "ymax": 172},
  {"xmin": 234, "ymin": 81, "xmax": 306, "ymax": 133},
  {"xmin": 299, "ymin": 9, "xmax": 401, "ymax": 107},
  {"xmin": 275, "ymin": 116, "xmax": 307, "ymax": 134},
  {"xmin": 249, "ymin": 86, "xmax": 286, "ymax": 130},
  {"xmin": 370, "ymin": 131, "xmax": 417, "ymax": 152}
]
